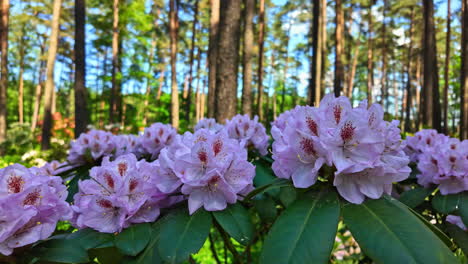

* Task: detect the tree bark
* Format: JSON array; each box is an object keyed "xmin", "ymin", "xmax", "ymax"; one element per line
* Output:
[
  {"xmin": 422, "ymin": 0, "xmax": 441, "ymax": 131},
  {"xmin": 74, "ymin": 0, "xmax": 89, "ymax": 137},
  {"xmin": 18, "ymin": 26, "xmax": 25, "ymax": 124},
  {"xmin": 109, "ymin": 0, "xmax": 119, "ymax": 123},
  {"xmin": 280, "ymin": 22, "xmax": 292, "ymax": 113},
  {"xmin": 334, "ymin": 0, "xmax": 344, "ymax": 97},
  {"xmin": 41, "ymin": 0, "xmax": 61, "ymax": 150},
  {"xmin": 156, "ymin": 67, "xmax": 165, "ymax": 100},
  {"xmin": 207, "ymin": 0, "xmax": 220, "ymax": 118},
  {"xmin": 0, "ymin": 0, "xmax": 9, "ymax": 143},
  {"xmin": 31, "ymin": 40, "xmax": 46, "ymax": 132},
  {"xmin": 380, "ymin": 0, "xmax": 387, "ymax": 107},
  {"xmin": 170, "ymin": 0, "xmax": 180, "ymax": 129},
  {"xmin": 256, "ymin": 0, "xmax": 265, "ymax": 120},
  {"xmin": 404, "ymin": 7, "xmax": 415, "ymax": 133},
  {"xmin": 461, "ymin": 0, "xmax": 468, "ymax": 139},
  {"xmin": 215, "ymin": 0, "xmax": 241, "ymax": 122},
  {"xmin": 241, "ymin": 0, "xmax": 254, "ymax": 116},
  {"xmin": 367, "ymin": 3, "xmax": 374, "ymax": 104},
  {"xmin": 443, "ymin": 0, "xmax": 451, "ymax": 133},
  {"xmin": 185, "ymin": 0, "xmax": 199, "ymax": 121},
  {"xmin": 320, "ymin": 0, "xmax": 327, "ymax": 96},
  {"xmin": 309, "ymin": 0, "xmax": 322, "ymax": 106}
]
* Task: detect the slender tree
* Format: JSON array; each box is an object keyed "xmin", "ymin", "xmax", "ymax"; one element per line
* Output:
[
  {"xmin": 0, "ymin": 0, "xmax": 9, "ymax": 143},
  {"xmin": 242, "ymin": 0, "xmax": 254, "ymax": 116},
  {"xmin": 367, "ymin": 2, "xmax": 374, "ymax": 104},
  {"xmin": 31, "ymin": 38, "xmax": 46, "ymax": 132},
  {"xmin": 309, "ymin": 0, "xmax": 322, "ymax": 106},
  {"xmin": 169, "ymin": 0, "xmax": 179, "ymax": 129},
  {"xmin": 17, "ymin": 25, "xmax": 25, "ymax": 124},
  {"xmin": 347, "ymin": 26, "xmax": 362, "ymax": 99},
  {"xmin": 109, "ymin": 0, "xmax": 119, "ymax": 123},
  {"xmin": 207, "ymin": 0, "xmax": 220, "ymax": 118},
  {"xmin": 443, "ymin": 0, "xmax": 451, "ymax": 133},
  {"xmin": 380, "ymin": 0, "xmax": 388, "ymax": 107},
  {"xmin": 461, "ymin": 0, "xmax": 468, "ymax": 139},
  {"xmin": 74, "ymin": 0, "xmax": 89, "ymax": 137},
  {"xmin": 144, "ymin": 2, "xmax": 160, "ymax": 126},
  {"xmin": 257, "ymin": 0, "xmax": 266, "ymax": 120},
  {"xmin": 41, "ymin": 0, "xmax": 62, "ymax": 149},
  {"xmin": 422, "ymin": 0, "xmax": 441, "ymax": 131},
  {"xmin": 185, "ymin": 0, "xmax": 199, "ymax": 121},
  {"xmin": 404, "ymin": 7, "xmax": 415, "ymax": 133},
  {"xmin": 215, "ymin": 0, "xmax": 241, "ymax": 122},
  {"xmin": 334, "ymin": 0, "xmax": 344, "ymax": 97}
]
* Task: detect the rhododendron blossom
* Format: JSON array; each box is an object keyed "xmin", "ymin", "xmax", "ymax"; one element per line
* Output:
[
  {"xmin": 0, "ymin": 164, "xmax": 71, "ymax": 255},
  {"xmin": 71, "ymin": 154, "xmax": 168, "ymax": 233},
  {"xmin": 68, "ymin": 129, "xmax": 117, "ymax": 165},
  {"xmin": 405, "ymin": 130, "xmax": 468, "ymax": 194},
  {"xmin": 154, "ymin": 129, "xmax": 255, "ymax": 214},
  {"xmin": 195, "ymin": 118, "xmax": 224, "ymax": 132},
  {"xmin": 446, "ymin": 215, "xmax": 467, "ymax": 231},
  {"xmin": 271, "ymin": 93, "xmax": 410, "ymax": 204},
  {"xmin": 225, "ymin": 114, "xmax": 269, "ymax": 155},
  {"xmin": 137, "ymin": 123, "xmax": 177, "ymax": 160}
]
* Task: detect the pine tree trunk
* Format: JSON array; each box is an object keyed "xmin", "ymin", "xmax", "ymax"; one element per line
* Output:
[
  {"xmin": 309, "ymin": 0, "xmax": 322, "ymax": 106},
  {"xmin": 215, "ymin": 0, "xmax": 241, "ymax": 122},
  {"xmin": 195, "ymin": 47, "xmax": 202, "ymax": 122},
  {"xmin": 461, "ymin": 0, "xmax": 468, "ymax": 139},
  {"xmin": 281, "ymin": 23, "xmax": 292, "ymax": 113},
  {"xmin": 18, "ymin": 27, "xmax": 25, "ymax": 124},
  {"xmin": 0, "ymin": 0, "xmax": 9, "ymax": 143},
  {"xmin": 156, "ymin": 68, "xmax": 165, "ymax": 100},
  {"xmin": 367, "ymin": 4, "xmax": 374, "ymax": 104},
  {"xmin": 404, "ymin": 7, "xmax": 415, "ymax": 133},
  {"xmin": 207, "ymin": 0, "xmax": 220, "ymax": 118},
  {"xmin": 320, "ymin": 0, "xmax": 327, "ymax": 96},
  {"xmin": 415, "ymin": 56, "xmax": 422, "ymax": 130},
  {"xmin": 334, "ymin": 0, "xmax": 344, "ymax": 97},
  {"xmin": 241, "ymin": 0, "xmax": 254, "ymax": 116},
  {"xmin": 185, "ymin": 0, "xmax": 199, "ymax": 121},
  {"xmin": 74, "ymin": 0, "xmax": 89, "ymax": 137},
  {"xmin": 380, "ymin": 0, "xmax": 387, "ymax": 107},
  {"xmin": 443, "ymin": 0, "xmax": 451, "ymax": 133},
  {"xmin": 109, "ymin": 0, "xmax": 119, "ymax": 123},
  {"xmin": 256, "ymin": 0, "xmax": 265, "ymax": 119},
  {"xmin": 31, "ymin": 41, "xmax": 46, "ymax": 132},
  {"xmin": 41, "ymin": 0, "xmax": 61, "ymax": 150},
  {"xmin": 170, "ymin": 0, "xmax": 179, "ymax": 129},
  {"xmin": 423, "ymin": 0, "xmax": 441, "ymax": 131}
]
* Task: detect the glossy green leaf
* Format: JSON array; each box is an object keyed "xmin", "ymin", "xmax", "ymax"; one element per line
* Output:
[
  {"xmin": 398, "ymin": 186, "xmax": 433, "ymax": 208},
  {"xmin": 407, "ymin": 207, "xmax": 453, "ymax": 248},
  {"xmin": 33, "ymin": 237, "xmax": 89, "ymax": 263},
  {"xmin": 254, "ymin": 196, "xmax": 277, "ymax": 223},
  {"xmin": 343, "ymin": 195, "xmax": 457, "ymax": 264},
  {"xmin": 89, "ymin": 247, "xmax": 123, "ymax": 264},
  {"xmin": 115, "ymin": 223, "xmax": 151, "ymax": 256},
  {"xmin": 458, "ymin": 191, "xmax": 468, "ymax": 227},
  {"xmin": 158, "ymin": 208, "xmax": 212, "ymax": 263},
  {"xmin": 213, "ymin": 204, "xmax": 254, "ymax": 245},
  {"xmin": 260, "ymin": 190, "xmax": 340, "ymax": 264},
  {"xmin": 128, "ymin": 221, "xmax": 164, "ymax": 264},
  {"xmin": 432, "ymin": 192, "xmax": 460, "ymax": 214},
  {"xmin": 446, "ymin": 223, "xmax": 468, "ymax": 256},
  {"xmin": 68, "ymin": 228, "xmax": 114, "ymax": 250},
  {"xmin": 279, "ymin": 186, "xmax": 297, "ymax": 207}
]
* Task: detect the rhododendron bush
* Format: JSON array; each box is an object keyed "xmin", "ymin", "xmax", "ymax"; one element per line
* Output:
[{"xmin": 1, "ymin": 94, "xmax": 467, "ymax": 264}]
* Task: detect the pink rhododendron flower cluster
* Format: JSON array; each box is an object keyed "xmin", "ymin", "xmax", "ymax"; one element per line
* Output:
[
  {"xmin": 137, "ymin": 123, "xmax": 177, "ymax": 160},
  {"xmin": 224, "ymin": 114, "xmax": 269, "ymax": 155},
  {"xmin": 271, "ymin": 93, "xmax": 410, "ymax": 204},
  {"xmin": 71, "ymin": 154, "xmax": 170, "ymax": 233},
  {"xmin": 68, "ymin": 129, "xmax": 117, "ymax": 165},
  {"xmin": 195, "ymin": 118, "xmax": 224, "ymax": 132},
  {"xmin": 0, "ymin": 164, "xmax": 71, "ymax": 255},
  {"xmin": 405, "ymin": 130, "xmax": 468, "ymax": 194},
  {"xmin": 153, "ymin": 129, "xmax": 255, "ymax": 214}
]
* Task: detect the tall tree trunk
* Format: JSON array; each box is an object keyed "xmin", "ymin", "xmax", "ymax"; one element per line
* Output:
[
  {"xmin": 170, "ymin": 0, "xmax": 179, "ymax": 129},
  {"xmin": 280, "ymin": 22, "xmax": 292, "ymax": 113},
  {"xmin": 461, "ymin": 0, "xmax": 468, "ymax": 139},
  {"xmin": 320, "ymin": 0, "xmax": 327, "ymax": 96},
  {"xmin": 241, "ymin": 0, "xmax": 254, "ymax": 116},
  {"xmin": 75, "ymin": 0, "xmax": 89, "ymax": 137},
  {"xmin": 18, "ymin": 26, "xmax": 25, "ymax": 124},
  {"xmin": 443, "ymin": 0, "xmax": 451, "ymax": 133},
  {"xmin": 347, "ymin": 44, "xmax": 359, "ymax": 99},
  {"xmin": 404, "ymin": 7, "xmax": 415, "ymax": 133},
  {"xmin": 423, "ymin": 0, "xmax": 441, "ymax": 131},
  {"xmin": 415, "ymin": 56, "xmax": 422, "ymax": 130},
  {"xmin": 156, "ymin": 67, "xmax": 165, "ymax": 100},
  {"xmin": 207, "ymin": 0, "xmax": 220, "ymax": 118},
  {"xmin": 380, "ymin": 0, "xmax": 387, "ymax": 107},
  {"xmin": 31, "ymin": 40, "xmax": 46, "ymax": 132},
  {"xmin": 41, "ymin": 0, "xmax": 61, "ymax": 150},
  {"xmin": 393, "ymin": 66, "xmax": 398, "ymax": 118},
  {"xmin": 109, "ymin": 0, "xmax": 119, "ymax": 123},
  {"xmin": 215, "ymin": 0, "xmax": 241, "ymax": 122},
  {"xmin": 0, "ymin": 0, "xmax": 9, "ymax": 143},
  {"xmin": 309, "ymin": 0, "xmax": 322, "ymax": 106},
  {"xmin": 195, "ymin": 48, "xmax": 202, "ymax": 122},
  {"xmin": 256, "ymin": 0, "xmax": 265, "ymax": 119},
  {"xmin": 367, "ymin": 3, "xmax": 374, "ymax": 104},
  {"xmin": 185, "ymin": 0, "xmax": 199, "ymax": 121},
  {"xmin": 334, "ymin": 0, "xmax": 344, "ymax": 97}
]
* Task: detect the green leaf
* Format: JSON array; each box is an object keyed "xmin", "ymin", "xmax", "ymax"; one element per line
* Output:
[
  {"xmin": 128, "ymin": 221, "xmax": 164, "ymax": 264},
  {"xmin": 279, "ymin": 186, "xmax": 297, "ymax": 207},
  {"xmin": 260, "ymin": 190, "xmax": 340, "ymax": 264},
  {"xmin": 398, "ymin": 186, "xmax": 433, "ymax": 208},
  {"xmin": 68, "ymin": 228, "xmax": 114, "ymax": 250},
  {"xmin": 446, "ymin": 223, "xmax": 468, "ymax": 256},
  {"xmin": 254, "ymin": 196, "xmax": 277, "ymax": 223},
  {"xmin": 158, "ymin": 208, "xmax": 212, "ymax": 263},
  {"xmin": 253, "ymin": 160, "xmax": 282, "ymax": 196},
  {"xmin": 432, "ymin": 192, "xmax": 460, "ymax": 214},
  {"xmin": 33, "ymin": 237, "xmax": 89, "ymax": 263},
  {"xmin": 89, "ymin": 247, "xmax": 123, "ymax": 264},
  {"xmin": 407, "ymin": 207, "xmax": 453, "ymax": 249},
  {"xmin": 115, "ymin": 223, "xmax": 151, "ymax": 256},
  {"xmin": 458, "ymin": 191, "xmax": 468, "ymax": 227},
  {"xmin": 244, "ymin": 178, "xmax": 291, "ymax": 201},
  {"xmin": 212, "ymin": 204, "xmax": 254, "ymax": 245},
  {"xmin": 343, "ymin": 195, "xmax": 457, "ymax": 264}
]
